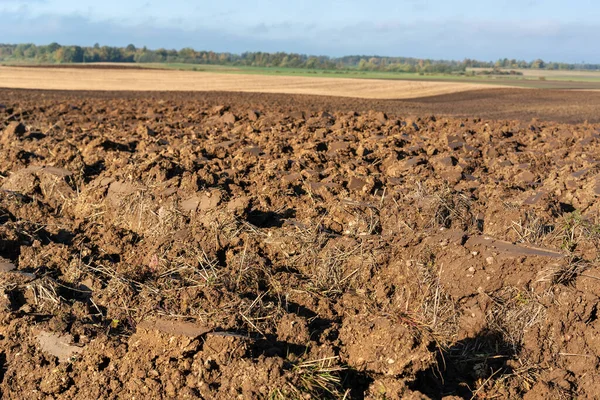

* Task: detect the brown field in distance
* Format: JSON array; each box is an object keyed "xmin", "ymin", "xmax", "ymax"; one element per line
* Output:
[{"xmin": 0, "ymin": 65, "xmax": 496, "ymax": 99}]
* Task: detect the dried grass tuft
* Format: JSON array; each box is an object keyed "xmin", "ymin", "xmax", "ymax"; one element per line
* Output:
[
  {"xmin": 486, "ymin": 287, "xmax": 546, "ymax": 352},
  {"xmin": 511, "ymin": 211, "xmax": 553, "ymax": 245},
  {"xmin": 271, "ymin": 356, "xmax": 349, "ymax": 400},
  {"xmin": 398, "ymin": 249, "xmax": 459, "ymax": 347}
]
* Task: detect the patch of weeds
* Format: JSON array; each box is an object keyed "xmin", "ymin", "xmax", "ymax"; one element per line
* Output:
[
  {"xmin": 544, "ymin": 256, "xmax": 589, "ymax": 287},
  {"xmin": 341, "ymin": 200, "xmax": 382, "ymax": 236},
  {"xmin": 511, "ymin": 211, "xmax": 553, "ymax": 245},
  {"xmin": 271, "ymin": 357, "xmax": 349, "ymax": 400},
  {"xmin": 533, "ymin": 211, "xmax": 600, "ymax": 287},
  {"xmin": 414, "ymin": 249, "xmax": 458, "ymax": 343},
  {"xmin": 413, "ymin": 183, "xmax": 474, "ymax": 231},
  {"xmin": 27, "ymin": 276, "xmax": 63, "ymax": 311},
  {"xmin": 558, "ymin": 211, "xmax": 600, "ymax": 253},
  {"xmin": 238, "ymin": 291, "xmax": 285, "ymax": 336},
  {"xmin": 486, "ymin": 287, "xmax": 546, "ymax": 353},
  {"xmin": 492, "ymin": 362, "xmax": 543, "ymax": 396},
  {"xmin": 433, "ymin": 188, "xmax": 473, "ymax": 230},
  {"xmin": 397, "ymin": 248, "xmax": 458, "ymax": 349},
  {"xmin": 293, "ymin": 357, "xmax": 348, "ymax": 399},
  {"xmin": 281, "ymin": 220, "xmax": 365, "ymax": 297},
  {"xmin": 228, "ymin": 246, "xmax": 270, "ymax": 293},
  {"xmin": 156, "ymin": 243, "xmax": 222, "ymax": 288},
  {"xmin": 305, "ymin": 239, "xmax": 367, "ymax": 297},
  {"xmin": 479, "ymin": 288, "xmax": 546, "ymax": 396}
]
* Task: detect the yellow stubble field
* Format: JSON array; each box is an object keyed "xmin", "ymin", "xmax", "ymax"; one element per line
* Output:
[{"xmin": 0, "ymin": 65, "xmax": 494, "ymax": 99}]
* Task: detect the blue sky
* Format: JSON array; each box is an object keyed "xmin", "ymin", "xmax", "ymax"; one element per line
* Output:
[{"xmin": 1, "ymin": 0, "xmax": 598, "ymax": 62}]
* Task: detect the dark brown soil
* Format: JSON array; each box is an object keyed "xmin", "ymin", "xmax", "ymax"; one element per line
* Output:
[
  {"xmin": 4, "ymin": 87, "xmax": 600, "ymax": 124},
  {"xmin": 0, "ymin": 89, "xmax": 599, "ymax": 399}
]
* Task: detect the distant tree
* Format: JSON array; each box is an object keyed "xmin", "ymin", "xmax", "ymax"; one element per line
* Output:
[
  {"xmin": 53, "ymin": 47, "xmax": 65, "ymax": 63},
  {"xmin": 48, "ymin": 42, "xmax": 61, "ymax": 53},
  {"xmin": 23, "ymin": 44, "xmax": 37, "ymax": 58},
  {"xmin": 55, "ymin": 46, "xmax": 84, "ymax": 63},
  {"xmin": 531, "ymin": 59, "xmax": 546, "ymax": 69},
  {"xmin": 219, "ymin": 53, "xmax": 229, "ymax": 64},
  {"xmin": 179, "ymin": 47, "xmax": 196, "ymax": 62},
  {"xmin": 154, "ymin": 48, "xmax": 168, "ymax": 62},
  {"xmin": 305, "ymin": 57, "xmax": 318, "ymax": 69},
  {"xmin": 12, "ymin": 43, "xmax": 26, "ymax": 58},
  {"xmin": 72, "ymin": 46, "xmax": 84, "ymax": 62}
]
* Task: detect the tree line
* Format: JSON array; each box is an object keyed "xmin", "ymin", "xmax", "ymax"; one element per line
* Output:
[{"xmin": 1, "ymin": 43, "xmax": 598, "ymax": 73}]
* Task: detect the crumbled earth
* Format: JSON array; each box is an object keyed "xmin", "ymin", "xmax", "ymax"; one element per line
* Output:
[{"xmin": 0, "ymin": 89, "xmax": 599, "ymax": 399}]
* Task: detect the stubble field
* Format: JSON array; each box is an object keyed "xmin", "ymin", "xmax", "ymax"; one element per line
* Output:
[
  {"xmin": 0, "ymin": 66, "xmax": 493, "ymax": 99},
  {"xmin": 0, "ymin": 76, "xmax": 599, "ymax": 399}
]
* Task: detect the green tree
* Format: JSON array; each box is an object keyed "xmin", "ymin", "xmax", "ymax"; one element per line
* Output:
[
  {"xmin": 531, "ymin": 59, "xmax": 546, "ymax": 69},
  {"xmin": 305, "ymin": 57, "xmax": 318, "ymax": 69}
]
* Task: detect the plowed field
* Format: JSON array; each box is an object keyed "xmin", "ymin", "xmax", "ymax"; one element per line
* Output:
[{"xmin": 0, "ymin": 89, "xmax": 599, "ymax": 399}]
